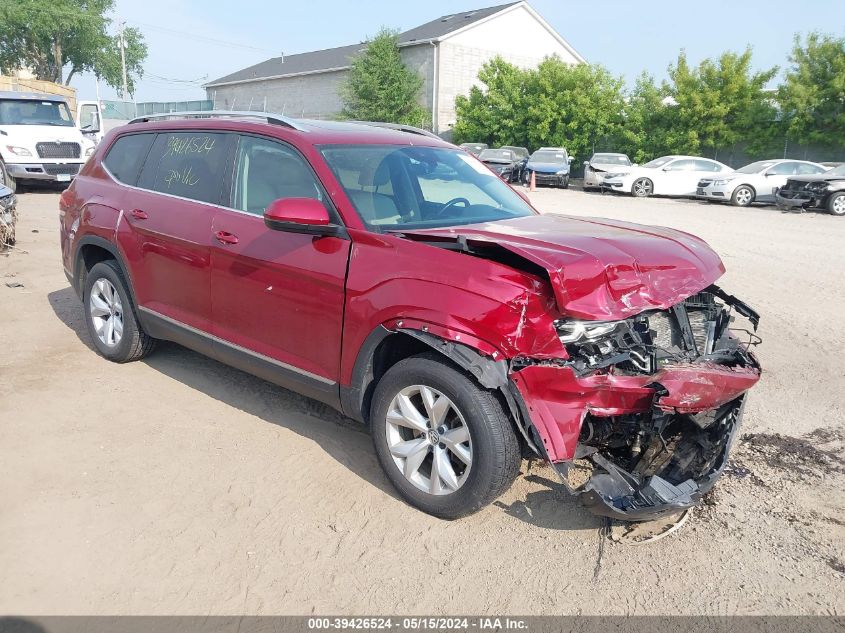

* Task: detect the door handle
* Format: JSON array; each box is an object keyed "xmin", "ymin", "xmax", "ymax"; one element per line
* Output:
[
  {"xmin": 130, "ymin": 208, "xmax": 148, "ymax": 220},
  {"xmin": 215, "ymin": 230, "xmax": 239, "ymax": 245}
]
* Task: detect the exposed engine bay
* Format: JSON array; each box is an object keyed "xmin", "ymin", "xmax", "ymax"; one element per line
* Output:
[{"xmin": 512, "ymin": 286, "xmax": 762, "ymax": 520}]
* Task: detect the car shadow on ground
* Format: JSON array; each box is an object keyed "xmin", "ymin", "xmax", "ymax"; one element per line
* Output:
[{"xmin": 48, "ymin": 285, "xmax": 597, "ymax": 530}]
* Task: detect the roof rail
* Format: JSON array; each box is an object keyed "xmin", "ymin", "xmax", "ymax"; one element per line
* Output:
[
  {"xmin": 350, "ymin": 121, "xmax": 441, "ymax": 139},
  {"xmin": 127, "ymin": 110, "xmax": 308, "ymax": 131}
]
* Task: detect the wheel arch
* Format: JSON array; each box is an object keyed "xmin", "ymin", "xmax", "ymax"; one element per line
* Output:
[
  {"xmin": 341, "ymin": 324, "xmax": 547, "ymax": 461},
  {"xmin": 734, "ymin": 183, "xmax": 756, "ymax": 200},
  {"xmin": 73, "ymin": 236, "xmax": 136, "ymax": 305}
]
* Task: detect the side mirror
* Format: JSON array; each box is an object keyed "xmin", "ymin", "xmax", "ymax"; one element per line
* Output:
[
  {"xmin": 568, "ymin": 157, "xmax": 574, "ymax": 163},
  {"xmin": 264, "ymin": 198, "xmax": 343, "ymax": 237},
  {"xmin": 583, "ymin": 160, "xmax": 589, "ymax": 166}
]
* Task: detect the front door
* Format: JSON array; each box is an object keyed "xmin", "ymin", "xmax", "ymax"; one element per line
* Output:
[
  {"xmin": 122, "ymin": 130, "xmax": 232, "ymax": 333},
  {"xmin": 210, "ymin": 134, "xmax": 351, "ymax": 396}
]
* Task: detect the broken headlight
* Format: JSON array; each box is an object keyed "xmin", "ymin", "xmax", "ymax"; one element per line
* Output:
[{"xmin": 555, "ymin": 319, "xmax": 626, "ymax": 344}]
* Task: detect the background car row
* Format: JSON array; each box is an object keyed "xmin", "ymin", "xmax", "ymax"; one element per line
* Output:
[{"xmin": 459, "ymin": 141, "xmax": 844, "ymax": 215}]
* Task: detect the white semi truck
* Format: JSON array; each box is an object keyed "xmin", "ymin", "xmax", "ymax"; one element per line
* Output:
[{"xmin": 0, "ymin": 91, "xmax": 103, "ymax": 191}]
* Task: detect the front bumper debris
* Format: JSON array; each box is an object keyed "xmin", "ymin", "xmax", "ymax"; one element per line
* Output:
[
  {"xmin": 577, "ymin": 396, "xmax": 745, "ymax": 520},
  {"xmin": 776, "ymin": 191, "xmax": 814, "ymax": 210}
]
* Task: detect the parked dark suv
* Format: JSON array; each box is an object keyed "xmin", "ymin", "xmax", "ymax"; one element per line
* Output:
[{"xmin": 60, "ymin": 112, "xmax": 762, "ymax": 521}]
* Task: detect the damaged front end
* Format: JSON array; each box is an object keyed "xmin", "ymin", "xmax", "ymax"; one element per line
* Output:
[{"xmin": 510, "ymin": 285, "xmax": 762, "ymax": 521}]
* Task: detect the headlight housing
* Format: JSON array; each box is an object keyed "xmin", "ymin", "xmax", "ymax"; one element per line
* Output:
[
  {"xmin": 5, "ymin": 145, "xmax": 32, "ymax": 157},
  {"xmin": 555, "ymin": 319, "xmax": 626, "ymax": 344},
  {"xmin": 713, "ymin": 177, "xmax": 736, "ymax": 186}
]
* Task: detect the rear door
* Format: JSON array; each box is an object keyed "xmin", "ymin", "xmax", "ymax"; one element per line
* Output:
[
  {"xmin": 660, "ymin": 159, "xmax": 698, "ymax": 195},
  {"xmin": 121, "ymin": 130, "xmax": 233, "ymax": 334},
  {"xmin": 209, "ymin": 134, "xmax": 350, "ymax": 394}
]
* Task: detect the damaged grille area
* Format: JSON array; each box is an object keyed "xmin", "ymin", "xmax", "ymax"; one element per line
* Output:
[{"xmin": 552, "ymin": 285, "xmax": 760, "ymax": 377}]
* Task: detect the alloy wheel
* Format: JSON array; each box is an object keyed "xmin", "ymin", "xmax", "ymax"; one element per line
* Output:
[
  {"xmin": 89, "ymin": 278, "xmax": 124, "ymax": 347},
  {"xmin": 832, "ymin": 195, "xmax": 845, "ymax": 216},
  {"xmin": 633, "ymin": 178, "xmax": 653, "ymax": 197},
  {"xmin": 385, "ymin": 385, "xmax": 473, "ymax": 495},
  {"xmin": 735, "ymin": 187, "xmax": 753, "ymax": 206}
]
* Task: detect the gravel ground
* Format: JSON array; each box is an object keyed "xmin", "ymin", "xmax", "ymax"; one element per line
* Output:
[{"xmin": 0, "ymin": 184, "xmax": 843, "ymax": 615}]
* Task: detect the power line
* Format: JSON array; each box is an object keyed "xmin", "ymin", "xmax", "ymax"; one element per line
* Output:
[{"xmin": 129, "ymin": 20, "xmax": 277, "ymax": 55}]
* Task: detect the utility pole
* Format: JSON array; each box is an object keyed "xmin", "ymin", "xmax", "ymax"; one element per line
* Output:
[{"xmin": 118, "ymin": 21, "xmax": 129, "ymax": 101}]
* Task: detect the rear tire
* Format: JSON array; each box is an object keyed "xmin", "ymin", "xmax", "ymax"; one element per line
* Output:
[
  {"xmin": 828, "ymin": 192, "xmax": 845, "ymax": 216},
  {"xmin": 83, "ymin": 260, "xmax": 156, "ymax": 362},
  {"xmin": 370, "ymin": 353, "xmax": 521, "ymax": 519},
  {"xmin": 731, "ymin": 185, "xmax": 755, "ymax": 207},
  {"xmin": 632, "ymin": 177, "xmax": 653, "ymax": 197}
]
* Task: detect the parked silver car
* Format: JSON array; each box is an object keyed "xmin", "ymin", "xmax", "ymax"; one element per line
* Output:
[
  {"xmin": 696, "ymin": 159, "xmax": 828, "ymax": 207},
  {"xmin": 583, "ymin": 152, "xmax": 632, "ymax": 190}
]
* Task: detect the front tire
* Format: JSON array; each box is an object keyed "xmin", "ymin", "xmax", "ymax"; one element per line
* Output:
[
  {"xmin": 370, "ymin": 353, "xmax": 521, "ymax": 519},
  {"xmin": 632, "ymin": 177, "xmax": 653, "ymax": 197},
  {"xmin": 731, "ymin": 185, "xmax": 755, "ymax": 207},
  {"xmin": 828, "ymin": 192, "xmax": 845, "ymax": 216},
  {"xmin": 560, "ymin": 176, "xmax": 570, "ymax": 189},
  {"xmin": 83, "ymin": 260, "xmax": 156, "ymax": 362}
]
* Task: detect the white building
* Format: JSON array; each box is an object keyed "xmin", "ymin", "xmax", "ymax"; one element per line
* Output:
[{"xmin": 204, "ymin": 1, "xmax": 584, "ymax": 136}]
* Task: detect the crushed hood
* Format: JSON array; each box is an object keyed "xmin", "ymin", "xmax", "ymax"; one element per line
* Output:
[
  {"xmin": 589, "ymin": 162, "xmax": 632, "ymax": 174},
  {"xmin": 401, "ymin": 214, "xmax": 725, "ymax": 320}
]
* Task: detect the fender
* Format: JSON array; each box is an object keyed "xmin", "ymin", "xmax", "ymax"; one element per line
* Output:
[{"xmin": 341, "ymin": 323, "xmax": 549, "ymax": 461}]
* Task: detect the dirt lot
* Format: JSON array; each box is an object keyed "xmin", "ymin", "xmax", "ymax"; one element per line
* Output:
[{"xmin": 1, "ymin": 185, "xmax": 843, "ymax": 615}]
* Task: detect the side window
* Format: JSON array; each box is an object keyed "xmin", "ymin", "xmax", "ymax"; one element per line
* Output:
[
  {"xmin": 138, "ymin": 132, "xmax": 230, "ymax": 204},
  {"xmin": 231, "ymin": 135, "xmax": 324, "ymax": 216},
  {"xmin": 796, "ymin": 163, "xmax": 826, "ymax": 175},
  {"xmin": 766, "ymin": 162, "xmax": 798, "ymax": 176},
  {"xmin": 666, "ymin": 159, "xmax": 695, "ymax": 171},
  {"xmin": 693, "ymin": 160, "xmax": 721, "ymax": 172},
  {"xmin": 103, "ymin": 134, "xmax": 155, "ymax": 186}
]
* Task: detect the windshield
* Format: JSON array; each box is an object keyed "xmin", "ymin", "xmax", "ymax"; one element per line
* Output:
[
  {"xmin": 0, "ymin": 98, "xmax": 74, "ymax": 126},
  {"xmin": 320, "ymin": 145, "xmax": 535, "ymax": 231},
  {"xmin": 478, "ymin": 149, "xmax": 514, "ymax": 161},
  {"xmin": 591, "ymin": 153, "xmax": 631, "ymax": 165},
  {"xmin": 826, "ymin": 164, "xmax": 845, "ymax": 178},
  {"xmin": 530, "ymin": 150, "xmax": 568, "ymax": 164},
  {"xmin": 643, "ymin": 156, "xmax": 674, "ymax": 168},
  {"xmin": 737, "ymin": 161, "xmax": 776, "ymax": 174}
]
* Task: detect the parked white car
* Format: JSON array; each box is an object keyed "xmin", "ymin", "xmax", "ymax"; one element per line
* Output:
[
  {"xmin": 603, "ymin": 155, "xmax": 732, "ymax": 198},
  {"xmin": 695, "ymin": 159, "xmax": 829, "ymax": 207},
  {"xmin": 583, "ymin": 152, "xmax": 633, "ymax": 190}
]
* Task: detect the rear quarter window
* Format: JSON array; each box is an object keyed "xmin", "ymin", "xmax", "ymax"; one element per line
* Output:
[
  {"xmin": 137, "ymin": 132, "xmax": 231, "ymax": 204},
  {"xmin": 102, "ymin": 133, "xmax": 155, "ymax": 185}
]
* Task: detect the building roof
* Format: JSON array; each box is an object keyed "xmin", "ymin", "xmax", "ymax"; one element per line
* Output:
[{"xmin": 205, "ymin": 2, "xmax": 521, "ymax": 88}]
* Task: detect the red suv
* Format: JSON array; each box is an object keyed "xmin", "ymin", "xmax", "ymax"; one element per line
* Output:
[{"xmin": 60, "ymin": 112, "xmax": 762, "ymax": 521}]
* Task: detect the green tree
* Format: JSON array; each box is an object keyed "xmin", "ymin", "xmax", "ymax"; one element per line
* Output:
[
  {"xmin": 453, "ymin": 57, "xmax": 532, "ymax": 146},
  {"xmin": 453, "ymin": 56, "xmax": 625, "ymax": 159},
  {"xmin": 619, "ymin": 72, "xmax": 687, "ymax": 162},
  {"xmin": 0, "ymin": 0, "xmax": 146, "ymax": 96},
  {"xmin": 666, "ymin": 49, "xmax": 777, "ymax": 160},
  {"xmin": 340, "ymin": 28, "xmax": 429, "ymax": 128},
  {"xmin": 524, "ymin": 58, "xmax": 625, "ymax": 159},
  {"xmin": 778, "ymin": 33, "xmax": 845, "ymax": 147}
]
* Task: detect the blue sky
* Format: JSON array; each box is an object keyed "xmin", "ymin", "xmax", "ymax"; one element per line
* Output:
[{"xmin": 71, "ymin": 0, "xmax": 844, "ymax": 103}]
